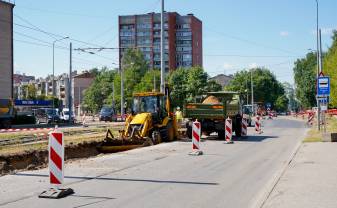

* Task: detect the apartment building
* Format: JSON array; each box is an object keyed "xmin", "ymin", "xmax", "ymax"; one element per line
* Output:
[
  {"xmin": 119, "ymin": 12, "xmax": 202, "ymax": 72},
  {"xmin": 0, "ymin": 0, "xmax": 14, "ymax": 99}
]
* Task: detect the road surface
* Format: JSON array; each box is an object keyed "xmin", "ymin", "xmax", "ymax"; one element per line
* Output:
[{"xmin": 0, "ymin": 117, "xmax": 307, "ymax": 208}]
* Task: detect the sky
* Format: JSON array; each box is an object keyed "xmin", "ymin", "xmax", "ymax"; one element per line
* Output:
[{"xmin": 10, "ymin": 0, "xmax": 337, "ymax": 85}]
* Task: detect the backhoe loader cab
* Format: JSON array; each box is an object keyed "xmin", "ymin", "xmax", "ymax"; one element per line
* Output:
[{"xmin": 132, "ymin": 92, "xmax": 167, "ymax": 121}]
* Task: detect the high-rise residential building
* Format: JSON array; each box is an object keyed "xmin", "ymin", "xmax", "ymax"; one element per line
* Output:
[
  {"xmin": 0, "ymin": 0, "xmax": 14, "ymax": 99},
  {"xmin": 119, "ymin": 12, "xmax": 202, "ymax": 72}
]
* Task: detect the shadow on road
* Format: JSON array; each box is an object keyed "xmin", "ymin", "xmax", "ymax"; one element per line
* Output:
[
  {"xmin": 235, "ymin": 135, "xmax": 279, "ymax": 142},
  {"xmin": 179, "ymin": 135, "xmax": 278, "ymax": 143},
  {"xmin": 14, "ymin": 173, "xmax": 218, "ymax": 186}
]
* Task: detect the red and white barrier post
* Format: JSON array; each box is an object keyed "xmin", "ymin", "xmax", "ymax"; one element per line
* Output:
[
  {"xmin": 189, "ymin": 120, "xmax": 203, "ymax": 156},
  {"xmin": 225, "ymin": 117, "xmax": 234, "ymax": 144},
  {"xmin": 39, "ymin": 127, "xmax": 73, "ymax": 199},
  {"xmin": 241, "ymin": 118, "xmax": 248, "ymax": 137},
  {"xmin": 255, "ymin": 116, "xmax": 262, "ymax": 134}
]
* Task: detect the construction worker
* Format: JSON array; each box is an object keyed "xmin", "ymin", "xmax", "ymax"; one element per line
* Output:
[{"xmin": 175, "ymin": 106, "xmax": 183, "ymax": 123}]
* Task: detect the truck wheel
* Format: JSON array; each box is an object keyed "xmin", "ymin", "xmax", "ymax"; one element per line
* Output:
[
  {"xmin": 3, "ymin": 120, "xmax": 12, "ymax": 129},
  {"xmin": 218, "ymin": 130, "xmax": 225, "ymax": 140},
  {"xmin": 186, "ymin": 122, "xmax": 192, "ymax": 139}
]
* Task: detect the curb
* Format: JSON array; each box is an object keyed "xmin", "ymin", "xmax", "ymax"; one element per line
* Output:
[{"xmin": 252, "ymin": 129, "xmax": 308, "ymax": 208}]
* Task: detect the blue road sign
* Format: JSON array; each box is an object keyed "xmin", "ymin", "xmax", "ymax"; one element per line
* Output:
[
  {"xmin": 317, "ymin": 76, "xmax": 330, "ymax": 96},
  {"xmin": 15, "ymin": 100, "xmax": 52, "ymax": 106}
]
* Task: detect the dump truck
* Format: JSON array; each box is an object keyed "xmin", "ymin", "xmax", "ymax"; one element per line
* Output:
[
  {"xmin": 97, "ymin": 87, "xmax": 179, "ymax": 153},
  {"xmin": 0, "ymin": 99, "xmax": 15, "ymax": 129},
  {"xmin": 184, "ymin": 91, "xmax": 243, "ymax": 139}
]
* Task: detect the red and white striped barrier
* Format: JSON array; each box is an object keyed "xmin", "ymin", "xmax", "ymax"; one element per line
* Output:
[
  {"xmin": 225, "ymin": 117, "xmax": 234, "ymax": 144},
  {"xmin": 255, "ymin": 116, "xmax": 262, "ymax": 134},
  {"xmin": 49, "ymin": 130, "xmax": 64, "ymax": 185},
  {"xmin": 0, "ymin": 127, "xmax": 54, "ymax": 133},
  {"xmin": 39, "ymin": 127, "xmax": 74, "ymax": 199},
  {"xmin": 189, "ymin": 121, "xmax": 203, "ymax": 156},
  {"xmin": 241, "ymin": 118, "xmax": 248, "ymax": 137},
  {"xmin": 308, "ymin": 113, "xmax": 315, "ymax": 125}
]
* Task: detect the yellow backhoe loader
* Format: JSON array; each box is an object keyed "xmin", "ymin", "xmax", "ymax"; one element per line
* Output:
[{"xmin": 97, "ymin": 87, "xmax": 178, "ymax": 153}]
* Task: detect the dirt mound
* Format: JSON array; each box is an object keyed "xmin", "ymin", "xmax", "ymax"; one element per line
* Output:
[
  {"xmin": 202, "ymin": 96, "xmax": 220, "ymax": 104},
  {"xmin": 0, "ymin": 141, "xmax": 101, "ymax": 176}
]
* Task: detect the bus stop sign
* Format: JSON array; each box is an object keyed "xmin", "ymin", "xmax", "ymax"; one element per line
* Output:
[{"xmin": 317, "ymin": 76, "xmax": 330, "ymax": 96}]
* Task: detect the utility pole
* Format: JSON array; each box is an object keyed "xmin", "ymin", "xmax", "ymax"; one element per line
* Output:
[
  {"xmin": 251, "ymin": 69, "xmax": 254, "ymax": 115},
  {"xmin": 246, "ymin": 79, "xmax": 249, "ymax": 105},
  {"xmin": 154, "ymin": 71, "xmax": 156, "ymax": 91},
  {"xmin": 52, "ymin": 36, "xmax": 69, "ymax": 123},
  {"xmin": 315, "ymin": 0, "xmax": 321, "ymax": 131},
  {"xmin": 160, "ymin": 0, "xmax": 165, "ymax": 93},
  {"xmin": 68, "ymin": 42, "xmax": 73, "ymax": 123},
  {"xmin": 120, "ymin": 59, "xmax": 125, "ymax": 119}
]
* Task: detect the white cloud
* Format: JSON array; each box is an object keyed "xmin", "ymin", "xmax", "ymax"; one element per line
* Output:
[
  {"xmin": 280, "ymin": 31, "xmax": 289, "ymax": 37},
  {"xmin": 248, "ymin": 63, "xmax": 258, "ymax": 69},
  {"xmin": 223, "ymin": 63, "xmax": 233, "ymax": 70}
]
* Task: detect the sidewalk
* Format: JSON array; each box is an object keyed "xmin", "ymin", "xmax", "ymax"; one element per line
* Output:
[{"xmin": 263, "ymin": 142, "xmax": 337, "ymax": 208}]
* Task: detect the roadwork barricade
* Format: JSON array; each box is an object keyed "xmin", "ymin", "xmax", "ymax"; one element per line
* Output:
[
  {"xmin": 241, "ymin": 118, "xmax": 248, "ymax": 137},
  {"xmin": 225, "ymin": 117, "xmax": 233, "ymax": 144},
  {"xmin": 255, "ymin": 116, "xmax": 262, "ymax": 134},
  {"xmin": 39, "ymin": 127, "xmax": 74, "ymax": 199},
  {"xmin": 189, "ymin": 120, "xmax": 203, "ymax": 156}
]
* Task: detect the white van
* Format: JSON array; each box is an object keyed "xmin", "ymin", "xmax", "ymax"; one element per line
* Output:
[{"xmin": 60, "ymin": 108, "xmax": 74, "ymax": 123}]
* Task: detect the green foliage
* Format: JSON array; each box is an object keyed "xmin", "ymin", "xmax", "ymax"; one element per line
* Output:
[
  {"xmin": 226, "ymin": 68, "xmax": 285, "ymax": 106},
  {"xmin": 168, "ymin": 66, "xmax": 222, "ymax": 108},
  {"xmin": 134, "ymin": 69, "xmax": 160, "ymax": 93},
  {"xmin": 275, "ymin": 95, "xmax": 289, "ymax": 112},
  {"xmin": 323, "ymin": 30, "xmax": 337, "ymax": 107},
  {"xmin": 83, "ymin": 67, "xmax": 116, "ymax": 113},
  {"xmin": 27, "ymin": 84, "xmax": 37, "ymax": 99},
  {"xmin": 293, "ymin": 52, "xmax": 317, "ymax": 108}
]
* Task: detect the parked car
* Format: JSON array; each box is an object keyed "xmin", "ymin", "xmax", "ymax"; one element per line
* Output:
[
  {"xmin": 99, "ymin": 106, "xmax": 116, "ymax": 122},
  {"xmin": 35, "ymin": 108, "xmax": 60, "ymax": 124},
  {"xmin": 60, "ymin": 108, "xmax": 75, "ymax": 123}
]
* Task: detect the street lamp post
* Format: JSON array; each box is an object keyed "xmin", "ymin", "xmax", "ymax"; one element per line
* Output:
[
  {"xmin": 315, "ymin": 0, "xmax": 321, "ymax": 131},
  {"xmin": 52, "ymin": 37, "xmax": 69, "ymax": 123},
  {"xmin": 251, "ymin": 69, "xmax": 254, "ymax": 115}
]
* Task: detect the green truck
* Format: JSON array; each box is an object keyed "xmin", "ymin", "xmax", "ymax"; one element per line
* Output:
[
  {"xmin": 0, "ymin": 99, "xmax": 15, "ymax": 129},
  {"xmin": 184, "ymin": 91, "xmax": 243, "ymax": 139}
]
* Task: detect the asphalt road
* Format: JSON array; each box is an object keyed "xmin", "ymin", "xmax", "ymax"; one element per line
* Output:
[{"xmin": 0, "ymin": 117, "xmax": 307, "ymax": 208}]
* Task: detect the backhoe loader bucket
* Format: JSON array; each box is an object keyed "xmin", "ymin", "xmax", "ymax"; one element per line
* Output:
[{"xmin": 96, "ymin": 129, "xmax": 148, "ymax": 153}]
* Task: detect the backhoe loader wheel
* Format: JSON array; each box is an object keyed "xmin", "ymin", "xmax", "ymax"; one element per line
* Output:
[{"xmin": 151, "ymin": 130, "xmax": 161, "ymax": 144}]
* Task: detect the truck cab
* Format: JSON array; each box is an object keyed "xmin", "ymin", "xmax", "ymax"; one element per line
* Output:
[{"xmin": 0, "ymin": 99, "xmax": 15, "ymax": 129}]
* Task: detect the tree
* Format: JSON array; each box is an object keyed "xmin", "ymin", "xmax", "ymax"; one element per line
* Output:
[
  {"xmin": 323, "ymin": 30, "xmax": 337, "ymax": 107},
  {"xmin": 226, "ymin": 68, "xmax": 285, "ymax": 106},
  {"xmin": 185, "ymin": 66, "xmax": 208, "ymax": 102},
  {"xmin": 83, "ymin": 67, "xmax": 116, "ymax": 113},
  {"xmin": 122, "ymin": 48, "xmax": 150, "ymax": 108},
  {"xmin": 168, "ymin": 66, "xmax": 222, "ymax": 108},
  {"xmin": 168, "ymin": 68, "xmax": 189, "ymax": 108},
  {"xmin": 293, "ymin": 52, "xmax": 317, "ymax": 108},
  {"xmin": 275, "ymin": 95, "xmax": 289, "ymax": 112},
  {"xmin": 134, "ymin": 69, "xmax": 161, "ymax": 93},
  {"xmin": 27, "ymin": 84, "xmax": 37, "ymax": 100}
]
